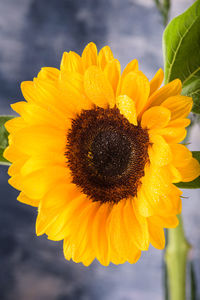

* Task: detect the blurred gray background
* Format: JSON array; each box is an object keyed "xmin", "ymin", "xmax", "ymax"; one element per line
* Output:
[{"xmin": 0, "ymin": 0, "xmax": 200, "ymax": 299}]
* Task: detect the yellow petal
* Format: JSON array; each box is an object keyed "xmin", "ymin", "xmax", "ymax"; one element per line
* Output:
[
  {"xmin": 148, "ymin": 215, "xmax": 179, "ymax": 228},
  {"xmin": 21, "ymin": 166, "xmax": 70, "ymax": 199},
  {"xmin": 135, "ymin": 189, "xmax": 154, "ymax": 217},
  {"xmin": 116, "ymin": 59, "xmax": 138, "ymax": 97},
  {"xmin": 60, "ymin": 71, "xmax": 92, "ymax": 113},
  {"xmin": 63, "ymin": 236, "xmax": 95, "ymax": 266},
  {"xmin": 148, "ymin": 134, "xmax": 172, "ymax": 167},
  {"xmin": 81, "ymin": 249, "xmax": 96, "ymax": 267},
  {"xmin": 36, "ymin": 184, "xmax": 82, "ymax": 236},
  {"xmin": 91, "ymin": 203, "xmax": 111, "ymax": 266},
  {"xmin": 138, "ymin": 165, "xmax": 176, "ymax": 216},
  {"xmin": 60, "ymin": 51, "xmax": 82, "ymax": 73},
  {"xmin": 127, "ymin": 248, "xmax": 141, "ymax": 264},
  {"xmin": 21, "ymin": 155, "xmax": 66, "ymax": 177},
  {"xmin": 170, "ymin": 144, "xmax": 192, "ymax": 167},
  {"xmin": 123, "ymin": 199, "xmax": 149, "ymax": 250},
  {"xmin": 68, "ymin": 203, "xmax": 97, "ymax": 263},
  {"xmin": 46, "ymin": 210, "xmax": 72, "ymax": 241},
  {"xmin": 11, "ymin": 101, "xmax": 27, "ymax": 115},
  {"xmin": 8, "ymin": 157, "xmax": 26, "ymax": 176},
  {"xmin": 60, "ymin": 71, "xmax": 84, "ymax": 97},
  {"xmin": 133, "ymin": 205, "xmax": 150, "ymax": 250},
  {"xmin": 109, "ymin": 200, "xmax": 141, "ymax": 264},
  {"xmin": 168, "ymin": 118, "xmax": 191, "ymax": 128},
  {"xmin": 141, "ymin": 106, "xmax": 171, "ymax": 130},
  {"xmin": 12, "ymin": 125, "xmax": 65, "ymax": 155},
  {"xmin": 109, "ymin": 200, "xmax": 130, "ymax": 259},
  {"xmin": 47, "ymin": 194, "xmax": 89, "ymax": 241},
  {"xmin": 63, "ymin": 238, "xmax": 73, "ymax": 261},
  {"xmin": 84, "ymin": 66, "xmax": 115, "ymax": 107},
  {"xmin": 82, "ymin": 42, "xmax": 98, "ymax": 70},
  {"xmin": 167, "ymin": 185, "xmax": 182, "ymax": 214},
  {"xmin": 21, "ymin": 81, "xmax": 37, "ymax": 103},
  {"xmin": 17, "ymin": 192, "xmax": 40, "ymax": 207},
  {"xmin": 41, "ymin": 183, "xmax": 80, "ymax": 215},
  {"xmin": 11, "ymin": 101, "xmax": 68, "ymax": 130},
  {"xmin": 33, "ymin": 77, "xmax": 80, "ymax": 118},
  {"xmin": 5, "ymin": 117, "xmax": 26, "ymax": 134},
  {"xmin": 3, "ymin": 145, "xmax": 25, "ymax": 163},
  {"xmin": 149, "ymin": 68, "xmax": 164, "ymax": 96},
  {"xmin": 166, "ymin": 164, "xmax": 182, "ymax": 183},
  {"xmin": 154, "ymin": 127, "xmax": 187, "ymax": 144},
  {"xmin": 42, "ymin": 194, "xmax": 87, "ymax": 241},
  {"xmin": 98, "ymin": 45, "xmax": 114, "ymax": 70},
  {"xmin": 8, "ymin": 174, "xmax": 22, "ymax": 190},
  {"xmin": 147, "ymin": 79, "xmax": 182, "ymax": 107},
  {"xmin": 150, "ymin": 117, "xmax": 189, "ymax": 143},
  {"xmin": 122, "ymin": 59, "xmax": 138, "ymax": 77},
  {"xmin": 104, "ymin": 59, "xmax": 121, "ymax": 95},
  {"xmin": 109, "ymin": 248, "xmax": 126, "ymax": 265},
  {"xmin": 148, "ymin": 221, "xmax": 165, "ymax": 249},
  {"xmin": 119, "ymin": 71, "xmax": 150, "ymax": 116},
  {"xmin": 37, "ymin": 67, "xmax": 60, "ymax": 82},
  {"xmin": 116, "ymin": 95, "xmax": 137, "ymax": 125},
  {"xmin": 21, "ymin": 79, "xmax": 71, "ymax": 119},
  {"xmin": 161, "ymin": 95, "xmax": 193, "ymax": 120},
  {"xmin": 177, "ymin": 157, "xmax": 200, "ymax": 182},
  {"xmin": 36, "ymin": 211, "xmax": 58, "ymax": 237}
]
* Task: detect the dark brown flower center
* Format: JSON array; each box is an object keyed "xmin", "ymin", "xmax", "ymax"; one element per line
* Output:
[
  {"xmin": 66, "ymin": 106, "xmax": 149, "ymax": 204},
  {"xmin": 91, "ymin": 128, "xmax": 132, "ymax": 178}
]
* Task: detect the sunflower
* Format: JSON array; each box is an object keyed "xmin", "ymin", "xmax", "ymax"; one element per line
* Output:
[{"xmin": 4, "ymin": 42, "xmax": 200, "ymax": 266}]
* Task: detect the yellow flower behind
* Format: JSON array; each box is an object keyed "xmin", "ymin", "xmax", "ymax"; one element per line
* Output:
[{"xmin": 4, "ymin": 42, "xmax": 200, "ymax": 266}]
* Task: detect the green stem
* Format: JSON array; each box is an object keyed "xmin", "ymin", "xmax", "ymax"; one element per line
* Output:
[{"xmin": 165, "ymin": 214, "xmax": 190, "ymax": 300}]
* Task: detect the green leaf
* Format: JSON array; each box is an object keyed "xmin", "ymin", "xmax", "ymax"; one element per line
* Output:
[
  {"xmin": 0, "ymin": 116, "xmax": 14, "ymax": 166},
  {"xmin": 175, "ymin": 151, "xmax": 200, "ymax": 189},
  {"xmin": 163, "ymin": 0, "xmax": 200, "ymax": 114}
]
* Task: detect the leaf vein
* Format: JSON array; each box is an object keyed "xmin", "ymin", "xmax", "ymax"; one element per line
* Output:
[{"xmin": 182, "ymin": 66, "xmax": 200, "ymax": 85}]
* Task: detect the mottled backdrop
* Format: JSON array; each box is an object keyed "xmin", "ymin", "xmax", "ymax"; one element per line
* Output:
[{"xmin": 0, "ymin": 1, "xmax": 199, "ymax": 300}]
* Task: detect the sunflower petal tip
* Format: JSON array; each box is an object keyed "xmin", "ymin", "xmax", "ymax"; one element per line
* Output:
[
  {"xmin": 174, "ymin": 78, "xmax": 182, "ymax": 88},
  {"xmin": 20, "ymin": 80, "xmax": 30, "ymax": 90},
  {"xmin": 35, "ymin": 222, "xmax": 43, "ymax": 237}
]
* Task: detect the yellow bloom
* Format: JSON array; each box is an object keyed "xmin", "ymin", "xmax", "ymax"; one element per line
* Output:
[{"xmin": 4, "ymin": 42, "xmax": 200, "ymax": 266}]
